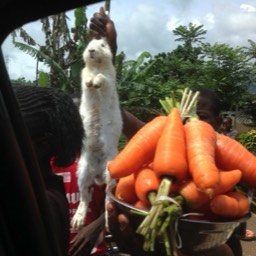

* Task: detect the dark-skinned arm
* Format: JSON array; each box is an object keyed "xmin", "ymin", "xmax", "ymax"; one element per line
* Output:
[
  {"xmin": 121, "ymin": 109, "xmax": 145, "ymax": 141},
  {"xmin": 89, "ymin": 7, "xmax": 144, "ymax": 140},
  {"xmin": 68, "ymin": 214, "xmax": 104, "ymax": 256},
  {"xmin": 89, "ymin": 6, "xmax": 117, "ymax": 61}
]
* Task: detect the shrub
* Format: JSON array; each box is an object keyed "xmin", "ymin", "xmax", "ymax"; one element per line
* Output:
[{"xmin": 236, "ymin": 129, "xmax": 256, "ymax": 153}]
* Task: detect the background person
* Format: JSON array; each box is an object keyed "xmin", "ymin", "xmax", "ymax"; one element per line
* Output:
[
  {"xmin": 14, "ymin": 85, "xmax": 85, "ymax": 256},
  {"xmin": 219, "ymin": 116, "xmax": 238, "ymax": 139},
  {"xmin": 70, "ymin": 6, "xmax": 239, "ymax": 256},
  {"xmin": 85, "ymin": 6, "xmax": 238, "ymax": 256},
  {"xmin": 106, "ymin": 88, "xmax": 237, "ymax": 256},
  {"xmin": 50, "ymin": 93, "xmax": 108, "ymax": 256}
]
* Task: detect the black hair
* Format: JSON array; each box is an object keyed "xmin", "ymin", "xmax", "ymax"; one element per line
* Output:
[
  {"xmin": 14, "ymin": 85, "xmax": 85, "ymax": 167},
  {"xmin": 223, "ymin": 116, "xmax": 233, "ymax": 123},
  {"xmin": 191, "ymin": 86, "xmax": 221, "ymax": 117},
  {"xmin": 70, "ymin": 91, "xmax": 81, "ymax": 108}
]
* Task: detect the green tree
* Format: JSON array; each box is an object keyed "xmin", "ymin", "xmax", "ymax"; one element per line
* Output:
[
  {"xmin": 243, "ymin": 39, "xmax": 256, "ymax": 92},
  {"xmin": 12, "ymin": 7, "xmax": 89, "ymax": 92},
  {"xmin": 244, "ymin": 39, "xmax": 256, "ymax": 62},
  {"xmin": 116, "ymin": 51, "xmax": 164, "ymax": 121},
  {"xmin": 11, "ymin": 77, "xmax": 36, "ymax": 87},
  {"xmin": 121, "ymin": 22, "xmax": 255, "ymax": 119},
  {"xmin": 173, "ymin": 22, "xmax": 207, "ymax": 47},
  {"xmin": 172, "ymin": 23, "xmax": 206, "ymax": 63},
  {"xmin": 200, "ymin": 43, "xmax": 253, "ymax": 110}
]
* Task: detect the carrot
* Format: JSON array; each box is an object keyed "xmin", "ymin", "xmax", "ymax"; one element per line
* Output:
[
  {"xmin": 133, "ymin": 200, "xmax": 150, "ymax": 210},
  {"xmin": 169, "ymin": 179, "xmax": 189, "ymax": 195},
  {"xmin": 115, "ymin": 173, "xmax": 138, "ymax": 204},
  {"xmin": 107, "ymin": 115, "xmax": 167, "ymax": 179},
  {"xmin": 153, "ymin": 107, "xmax": 188, "ymax": 182},
  {"xmin": 215, "ymin": 133, "xmax": 256, "ymax": 188},
  {"xmin": 134, "ymin": 167, "xmax": 161, "ymax": 205},
  {"xmin": 184, "ymin": 119, "xmax": 220, "ymax": 197},
  {"xmin": 210, "ymin": 191, "xmax": 250, "ymax": 218},
  {"xmin": 228, "ymin": 191, "xmax": 250, "ymax": 217},
  {"xmin": 179, "ymin": 169, "xmax": 242, "ymax": 210},
  {"xmin": 136, "ymin": 89, "xmax": 200, "ymax": 254},
  {"xmin": 137, "ymin": 108, "xmax": 188, "ymax": 252}
]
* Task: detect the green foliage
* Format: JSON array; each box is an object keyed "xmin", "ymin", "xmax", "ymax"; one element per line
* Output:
[
  {"xmin": 236, "ymin": 130, "xmax": 256, "ymax": 153},
  {"xmin": 117, "ymin": 23, "xmax": 253, "ymax": 123},
  {"xmin": 235, "ymin": 130, "xmax": 256, "ymax": 213},
  {"xmin": 117, "ymin": 51, "xmax": 166, "ymax": 121},
  {"xmin": 118, "ymin": 134, "xmax": 127, "ymax": 151},
  {"xmin": 240, "ymin": 93, "xmax": 256, "ymax": 126},
  {"xmin": 173, "ymin": 22, "xmax": 207, "ymax": 47},
  {"xmin": 11, "ymin": 15, "xmax": 256, "ymax": 124},
  {"xmin": 38, "ymin": 72, "xmax": 49, "ymax": 87},
  {"xmin": 201, "ymin": 43, "xmax": 252, "ymax": 109},
  {"xmin": 13, "ymin": 42, "xmax": 38, "ymax": 58},
  {"xmin": 11, "ymin": 77, "xmax": 36, "ymax": 86},
  {"xmin": 12, "ymin": 7, "xmax": 89, "ymax": 93}
]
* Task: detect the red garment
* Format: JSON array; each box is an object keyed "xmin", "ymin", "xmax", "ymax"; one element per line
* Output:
[{"xmin": 52, "ymin": 159, "xmax": 107, "ymax": 255}]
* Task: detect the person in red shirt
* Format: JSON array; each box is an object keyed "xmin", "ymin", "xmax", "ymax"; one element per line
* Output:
[
  {"xmin": 51, "ymin": 90, "xmax": 108, "ymax": 255},
  {"xmin": 52, "ymin": 159, "xmax": 107, "ymax": 255}
]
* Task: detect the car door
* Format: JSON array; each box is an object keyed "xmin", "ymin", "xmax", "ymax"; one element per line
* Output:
[{"xmin": 0, "ymin": 0, "xmax": 98, "ymax": 255}]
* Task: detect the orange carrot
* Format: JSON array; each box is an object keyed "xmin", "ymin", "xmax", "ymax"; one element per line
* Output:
[
  {"xmin": 210, "ymin": 191, "xmax": 250, "ymax": 218},
  {"xmin": 228, "ymin": 191, "xmax": 250, "ymax": 217},
  {"xmin": 115, "ymin": 173, "xmax": 138, "ymax": 204},
  {"xmin": 169, "ymin": 179, "xmax": 189, "ymax": 195},
  {"xmin": 134, "ymin": 167, "xmax": 161, "ymax": 205},
  {"xmin": 215, "ymin": 133, "xmax": 256, "ymax": 188},
  {"xmin": 137, "ymin": 108, "xmax": 188, "ymax": 250},
  {"xmin": 184, "ymin": 119, "xmax": 220, "ymax": 197},
  {"xmin": 153, "ymin": 107, "xmax": 188, "ymax": 181},
  {"xmin": 179, "ymin": 169, "xmax": 242, "ymax": 210},
  {"xmin": 133, "ymin": 200, "xmax": 150, "ymax": 210},
  {"xmin": 107, "ymin": 115, "xmax": 167, "ymax": 179}
]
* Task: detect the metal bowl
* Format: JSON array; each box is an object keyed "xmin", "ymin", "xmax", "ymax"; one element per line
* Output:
[
  {"xmin": 174, "ymin": 213, "xmax": 250, "ymax": 253},
  {"xmin": 107, "ymin": 185, "xmax": 251, "ymax": 254}
]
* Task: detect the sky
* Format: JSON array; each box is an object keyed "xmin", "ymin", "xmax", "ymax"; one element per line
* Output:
[{"xmin": 2, "ymin": 0, "xmax": 256, "ymax": 81}]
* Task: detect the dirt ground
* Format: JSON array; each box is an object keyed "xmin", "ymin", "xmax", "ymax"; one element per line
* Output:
[
  {"xmin": 241, "ymin": 213, "xmax": 256, "ymax": 256},
  {"xmin": 234, "ymin": 124, "xmax": 256, "ymax": 255},
  {"xmin": 236, "ymin": 122, "xmax": 251, "ymax": 133}
]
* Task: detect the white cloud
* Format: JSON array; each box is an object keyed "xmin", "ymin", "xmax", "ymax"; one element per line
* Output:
[
  {"xmin": 205, "ymin": 13, "xmax": 215, "ymax": 24},
  {"xmin": 2, "ymin": 0, "xmax": 256, "ymax": 81},
  {"xmin": 240, "ymin": 4, "xmax": 256, "ymax": 12},
  {"xmin": 191, "ymin": 19, "xmax": 203, "ymax": 27},
  {"xmin": 166, "ymin": 17, "xmax": 181, "ymax": 32}
]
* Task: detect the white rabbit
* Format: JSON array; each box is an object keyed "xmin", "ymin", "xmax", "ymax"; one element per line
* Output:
[{"xmin": 71, "ymin": 38, "xmax": 122, "ymax": 230}]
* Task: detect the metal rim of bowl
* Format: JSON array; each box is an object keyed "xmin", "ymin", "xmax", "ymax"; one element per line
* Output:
[{"xmin": 107, "ymin": 184, "xmax": 251, "ymax": 225}]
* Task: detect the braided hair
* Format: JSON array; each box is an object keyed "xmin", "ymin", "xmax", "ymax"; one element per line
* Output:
[{"xmin": 14, "ymin": 85, "xmax": 84, "ymax": 167}]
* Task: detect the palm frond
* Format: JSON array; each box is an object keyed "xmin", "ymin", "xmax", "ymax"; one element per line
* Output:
[
  {"xmin": 13, "ymin": 42, "xmax": 39, "ymax": 58},
  {"xmin": 14, "ymin": 41, "xmax": 67, "ymax": 79}
]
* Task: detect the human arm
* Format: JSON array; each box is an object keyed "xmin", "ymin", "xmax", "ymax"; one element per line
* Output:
[
  {"xmin": 89, "ymin": 6, "xmax": 117, "ymax": 59},
  {"xmin": 68, "ymin": 196, "xmax": 234, "ymax": 256},
  {"xmin": 121, "ymin": 109, "xmax": 145, "ymax": 141},
  {"xmin": 106, "ymin": 201, "xmax": 234, "ymax": 256},
  {"xmin": 68, "ymin": 214, "xmax": 104, "ymax": 256},
  {"xmin": 45, "ymin": 175, "xmax": 70, "ymax": 255},
  {"xmin": 69, "ymin": 201, "xmax": 147, "ymax": 256},
  {"xmin": 89, "ymin": 7, "xmax": 144, "ymax": 140},
  {"xmin": 106, "ymin": 201, "xmax": 160, "ymax": 256}
]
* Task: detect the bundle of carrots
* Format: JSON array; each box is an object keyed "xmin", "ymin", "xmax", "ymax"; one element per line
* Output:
[{"xmin": 107, "ymin": 88, "xmax": 254, "ymax": 256}]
